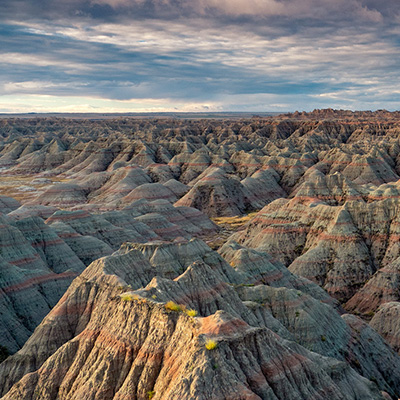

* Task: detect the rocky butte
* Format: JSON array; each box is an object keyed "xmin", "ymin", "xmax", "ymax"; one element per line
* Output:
[{"xmin": 0, "ymin": 109, "xmax": 400, "ymax": 399}]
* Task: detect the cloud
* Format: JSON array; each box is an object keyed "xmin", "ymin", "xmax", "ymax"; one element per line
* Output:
[
  {"xmin": 0, "ymin": 0, "xmax": 399, "ymax": 112},
  {"xmin": 0, "ymin": 0, "xmax": 391, "ymax": 23}
]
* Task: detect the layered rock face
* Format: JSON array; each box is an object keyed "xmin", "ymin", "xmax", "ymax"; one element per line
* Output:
[
  {"xmin": 2, "ymin": 112, "xmax": 400, "ymax": 399},
  {"xmin": 3, "ymin": 112, "xmax": 400, "ymax": 217},
  {"xmin": 0, "ymin": 238, "xmax": 398, "ymax": 399},
  {"xmin": 229, "ymin": 180, "xmax": 400, "ymax": 309},
  {"xmin": 0, "ymin": 201, "xmax": 217, "ymax": 353},
  {"xmin": 0, "ymin": 214, "xmax": 85, "ymax": 353}
]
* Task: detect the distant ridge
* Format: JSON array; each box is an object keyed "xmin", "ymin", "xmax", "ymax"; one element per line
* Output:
[
  {"xmin": 278, "ymin": 108, "xmax": 400, "ymax": 120},
  {"xmin": 1, "ymin": 109, "xmax": 400, "ymax": 121},
  {"xmin": 0, "ymin": 112, "xmax": 281, "ymax": 120}
]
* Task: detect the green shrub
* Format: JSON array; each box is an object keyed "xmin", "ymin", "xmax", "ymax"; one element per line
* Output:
[
  {"xmin": 121, "ymin": 293, "xmax": 140, "ymax": 302},
  {"xmin": 165, "ymin": 301, "xmax": 182, "ymax": 312},
  {"xmin": 147, "ymin": 390, "xmax": 155, "ymax": 399},
  {"xmin": 186, "ymin": 309, "xmax": 197, "ymax": 317},
  {"xmin": 205, "ymin": 339, "xmax": 218, "ymax": 350}
]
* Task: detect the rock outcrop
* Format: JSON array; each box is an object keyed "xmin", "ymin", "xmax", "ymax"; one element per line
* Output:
[
  {"xmin": 1, "ymin": 238, "xmax": 399, "ymax": 399},
  {"xmin": 2, "ymin": 112, "xmax": 400, "ymax": 399},
  {"xmin": 0, "ymin": 215, "xmax": 85, "ymax": 353}
]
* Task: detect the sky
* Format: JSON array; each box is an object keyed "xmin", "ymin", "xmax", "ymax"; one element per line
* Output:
[{"xmin": 1, "ymin": 0, "xmax": 400, "ymax": 113}]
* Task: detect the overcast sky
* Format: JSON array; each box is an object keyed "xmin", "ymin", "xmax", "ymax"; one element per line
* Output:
[{"xmin": 1, "ymin": 0, "xmax": 400, "ymax": 112}]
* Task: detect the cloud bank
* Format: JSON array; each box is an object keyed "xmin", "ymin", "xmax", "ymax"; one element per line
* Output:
[{"xmin": 1, "ymin": 0, "xmax": 400, "ymax": 112}]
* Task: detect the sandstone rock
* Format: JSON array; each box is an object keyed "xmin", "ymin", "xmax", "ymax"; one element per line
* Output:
[{"xmin": 0, "ymin": 245, "xmax": 389, "ymax": 400}]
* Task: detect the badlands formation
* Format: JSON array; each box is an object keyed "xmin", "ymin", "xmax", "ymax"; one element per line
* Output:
[{"xmin": 1, "ymin": 110, "xmax": 400, "ymax": 399}]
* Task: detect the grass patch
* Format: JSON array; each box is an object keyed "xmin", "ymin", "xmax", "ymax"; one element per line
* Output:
[
  {"xmin": 165, "ymin": 301, "xmax": 182, "ymax": 312},
  {"xmin": 121, "ymin": 293, "xmax": 140, "ymax": 301},
  {"xmin": 185, "ymin": 309, "xmax": 198, "ymax": 317},
  {"xmin": 121, "ymin": 294, "xmax": 133, "ymax": 301},
  {"xmin": 205, "ymin": 339, "xmax": 218, "ymax": 350},
  {"xmin": 147, "ymin": 390, "xmax": 155, "ymax": 399},
  {"xmin": 213, "ymin": 212, "xmax": 259, "ymax": 228}
]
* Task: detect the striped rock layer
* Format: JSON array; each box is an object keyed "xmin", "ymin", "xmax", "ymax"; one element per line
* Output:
[
  {"xmin": 0, "ymin": 201, "xmax": 217, "ymax": 353},
  {"xmin": 0, "ymin": 238, "xmax": 399, "ymax": 399}
]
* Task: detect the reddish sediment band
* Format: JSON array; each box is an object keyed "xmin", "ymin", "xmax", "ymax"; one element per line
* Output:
[{"xmin": 2, "ymin": 271, "xmax": 77, "ymax": 295}]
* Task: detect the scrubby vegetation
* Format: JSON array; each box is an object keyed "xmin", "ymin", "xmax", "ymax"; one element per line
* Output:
[
  {"xmin": 121, "ymin": 293, "xmax": 140, "ymax": 302},
  {"xmin": 205, "ymin": 339, "xmax": 218, "ymax": 350},
  {"xmin": 165, "ymin": 301, "xmax": 182, "ymax": 312},
  {"xmin": 185, "ymin": 309, "xmax": 197, "ymax": 317}
]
